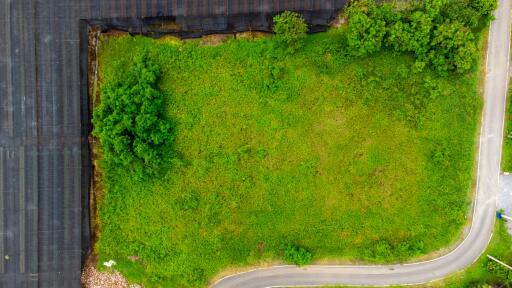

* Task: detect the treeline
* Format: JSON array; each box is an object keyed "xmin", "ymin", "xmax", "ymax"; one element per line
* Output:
[
  {"xmin": 92, "ymin": 50, "xmax": 174, "ymax": 177},
  {"xmin": 346, "ymin": 0, "xmax": 496, "ymax": 72}
]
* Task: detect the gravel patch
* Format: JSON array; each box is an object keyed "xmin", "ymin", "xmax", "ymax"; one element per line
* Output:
[{"xmin": 81, "ymin": 255, "xmax": 142, "ymax": 288}]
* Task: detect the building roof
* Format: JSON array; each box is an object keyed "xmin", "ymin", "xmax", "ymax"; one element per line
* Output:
[{"xmin": 0, "ymin": 1, "xmax": 346, "ymax": 287}]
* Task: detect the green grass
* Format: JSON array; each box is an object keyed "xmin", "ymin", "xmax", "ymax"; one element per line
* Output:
[
  {"xmin": 299, "ymin": 220, "xmax": 512, "ymax": 288},
  {"xmin": 502, "ymin": 86, "xmax": 512, "ymax": 172},
  {"xmin": 95, "ymin": 29, "xmax": 482, "ymax": 287}
]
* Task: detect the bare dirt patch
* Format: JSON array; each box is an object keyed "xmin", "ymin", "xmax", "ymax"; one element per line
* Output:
[{"xmin": 200, "ymin": 34, "xmax": 234, "ymax": 46}]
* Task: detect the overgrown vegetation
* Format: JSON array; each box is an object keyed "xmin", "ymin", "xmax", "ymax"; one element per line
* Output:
[
  {"xmin": 347, "ymin": 0, "xmax": 495, "ymax": 72},
  {"xmin": 93, "ymin": 1, "xmax": 494, "ymax": 286},
  {"xmin": 96, "ymin": 30, "xmax": 483, "ymax": 286}
]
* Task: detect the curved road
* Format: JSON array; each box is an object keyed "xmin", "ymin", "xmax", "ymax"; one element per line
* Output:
[{"xmin": 213, "ymin": 0, "xmax": 512, "ymax": 287}]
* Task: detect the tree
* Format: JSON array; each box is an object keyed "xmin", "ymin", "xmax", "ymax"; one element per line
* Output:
[
  {"xmin": 428, "ymin": 22, "xmax": 477, "ymax": 73},
  {"xmin": 406, "ymin": 11, "xmax": 433, "ymax": 59},
  {"xmin": 272, "ymin": 11, "xmax": 308, "ymax": 52},
  {"xmin": 387, "ymin": 20, "xmax": 412, "ymax": 52},
  {"xmin": 470, "ymin": 0, "xmax": 498, "ymax": 24},
  {"xmin": 423, "ymin": 0, "xmax": 446, "ymax": 21},
  {"xmin": 443, "ymin": 0, "xmax": 482, "ymax": 28},
  {"xmin": 92, "ymin": 50, "xmax": 174, "ymax": 174},
  {"xmin": 346, "ymin": 1, "xmax": 387, "ymax": 56},
  {"xmin": 443, "ymin": 0, "xmax": 497, "ymax": 28},
  {"xmin": 344, "ymin": 0, "xmax": 494, "ymax": 73}
]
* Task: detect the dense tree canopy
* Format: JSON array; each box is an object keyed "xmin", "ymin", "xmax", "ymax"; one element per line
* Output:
[
  {"xmin": 346, "ymin": 0, "xmax": 497, "ymax": 73},
  {"xmin": 92, "ymin": 51, "xmax": 173, "ymax": 174},
  {"xmin": 428, "ymin": 22, "xmax": 477, "ymax": 72},
  {"xmin": 347, "ymin": 10, "xmax": 387, "ymax": 56}
]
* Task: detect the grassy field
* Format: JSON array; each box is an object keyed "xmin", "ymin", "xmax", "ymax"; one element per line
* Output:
[{"xmin": 95, "ymin": 29, "xmax": 482, "ymax": 287}]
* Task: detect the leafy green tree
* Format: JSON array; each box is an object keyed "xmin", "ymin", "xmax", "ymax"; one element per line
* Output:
[
  {"xmin": 272, "ymin": 11, "xmax": 308, "ymax": 52},
  {"xmin": 346, "ymin": 0, "xmax": 386, "ymax": 56},
  {"xmin": 423, "ymin": 0, "xmax": 446, "ymax": 21},
  {"xmin": 443, "ymin": 0, "xmax": 482, "ymax": 28},
  {"xmin": 407, "ymin": 11, "xmax": 433, "ymax": 59},
  {"xmin": 92, "ymin": 50, "xmax": 174, "ymax": 173},
  {"xmin": 443, "ymin": 0, "xmax": 497, "ymax": 28},
  {"xmin": 373, "ymin": 3, "xmax": 402, "ymax": 24},
  {"xmin": 387, "ymin": 20, "xmax": 412, "ymax": 52},
  {"xmin": 471, "ymin": 0, "xmax": 498, "ymax": 23},
  {"xmin": 345, "ymin": 0, "xmax": 496, "ymax": 72},
  {"xmin": 428, "ymin": 22, "xmax": 477, "ymax": 72}
]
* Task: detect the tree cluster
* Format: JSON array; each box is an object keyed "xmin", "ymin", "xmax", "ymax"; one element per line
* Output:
[
  {"xmin": 346, "ymin": 0, "xmax": 497, "ymax": 72},
  {"xmin": 92, "ymin": 51, "xmax": 174, "ymax": 175}
]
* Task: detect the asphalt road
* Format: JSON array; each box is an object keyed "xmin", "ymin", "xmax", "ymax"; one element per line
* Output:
[{"xmin": 213, "ymin": 0, "xmax": 512, "ymax": 287}]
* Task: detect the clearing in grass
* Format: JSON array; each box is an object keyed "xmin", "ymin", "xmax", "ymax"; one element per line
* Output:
[{"xmin": 94, "ymin": 28, "xmax": 482, "ymax": 286}]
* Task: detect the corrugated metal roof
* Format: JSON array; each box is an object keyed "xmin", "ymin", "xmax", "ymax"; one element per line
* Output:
[{"xmin": 0, "ymin": 1, "xmax": 346, "ymax": 287}]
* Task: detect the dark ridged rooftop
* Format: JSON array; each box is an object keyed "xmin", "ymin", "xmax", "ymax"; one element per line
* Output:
[{"xmin": 0, "ymin": 1, "xmax": 345, "ymax": 287}]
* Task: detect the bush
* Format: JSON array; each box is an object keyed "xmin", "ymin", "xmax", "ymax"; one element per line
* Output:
[
  {"xmin": 486, "ymin": 260, "xmax": 512, "ymax": 284},
  {"xmin": 282, "ymin": 243, "xmax": 312, "ymax": 266},
  {"xmin": 92, "ymin": 50, "xmax": 174, "ymax": 174},
  {"xmin": 273, "ymin": 11, "xmax": 308, "ymax": 52}
]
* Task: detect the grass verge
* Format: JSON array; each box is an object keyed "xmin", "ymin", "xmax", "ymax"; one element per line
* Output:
[
  {"xmin": 295, "ymin": 219, "xmax": 512, "ymax": 288},
  {"xmin": 502, "ymin": 85, "xmax": 512, "ymax": 172}
]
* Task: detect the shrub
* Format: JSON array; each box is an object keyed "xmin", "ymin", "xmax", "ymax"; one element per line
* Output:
[
  {"xmin": 486, "ymin": 260, "xmax": 512, "ymax": 284},
  {"xmin": 281, "ymin": 243, "xmax": 312, "ymax": 266},
  {"xmin": 272, "ymin": 11, "xmax": 308, "ymax": 52},
  {"xmin": 92, "ymin": 50, "xmax": 174, "ymax": 174}
]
